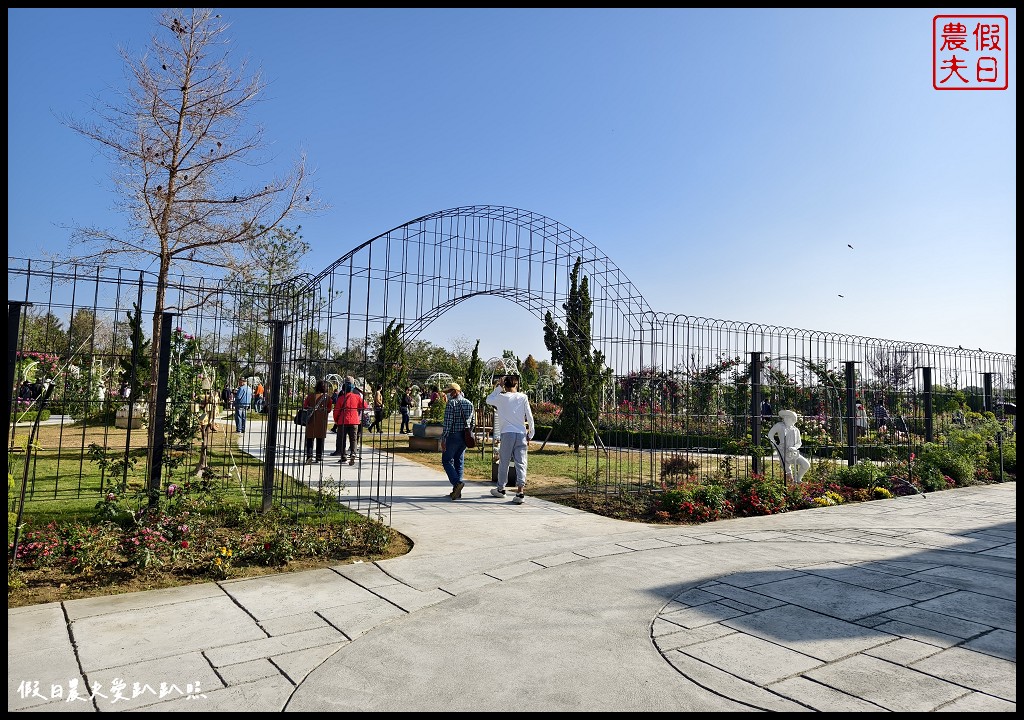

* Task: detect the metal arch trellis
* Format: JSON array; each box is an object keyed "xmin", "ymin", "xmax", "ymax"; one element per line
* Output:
[{"xmin": 6, "ymin": 205, "xmax": 1018, "ymax": 527}]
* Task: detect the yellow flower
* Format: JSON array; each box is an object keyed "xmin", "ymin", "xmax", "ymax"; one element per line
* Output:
[
  {"xmin": 226, "ymin": 549, "xmax": 233, "ymax": 557},
  {"xmin": 219, "ymin": 546, "xmax": 227, "ymax": 554},
  {"xmin": 214, "ymin": 557, "xmax": 222, "ymax": 565}
]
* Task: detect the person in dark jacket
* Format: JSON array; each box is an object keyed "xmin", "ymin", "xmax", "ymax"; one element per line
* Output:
[{"xmin": 304, "ymin": 380, "xmax": 331, "ymax": 463}]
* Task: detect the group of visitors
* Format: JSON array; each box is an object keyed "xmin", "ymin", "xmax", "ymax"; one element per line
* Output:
[
  {"xmin": 302, "ymin": 375, "xmax": 368, "ymax": 465},
  {"xmin": 440, "ymin": 375, "xmax": 535, "ymax": 505}
]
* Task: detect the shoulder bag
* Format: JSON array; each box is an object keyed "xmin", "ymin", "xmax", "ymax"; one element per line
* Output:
[{"xmin": 462, "ymin": 402, "xmax": 476, "ymax": 448}]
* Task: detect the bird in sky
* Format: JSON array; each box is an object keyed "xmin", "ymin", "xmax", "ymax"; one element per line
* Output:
[
  {"xmin": 847, "ymin": 244, "xmax": 854, "ymax": 249},
  {"xmin": 838, "ymin": 294, "xmax": 845, "ymax": 298}
]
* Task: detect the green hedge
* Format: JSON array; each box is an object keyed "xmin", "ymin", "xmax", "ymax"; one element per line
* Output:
[{"xmin": 14, "ymin": 409, "xmax": 50, "ymax": 424}]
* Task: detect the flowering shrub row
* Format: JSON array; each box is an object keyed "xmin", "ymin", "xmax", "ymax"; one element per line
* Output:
[{"xmin": 10, "ymin": 486, "xmax": 393, "ymax": 582}]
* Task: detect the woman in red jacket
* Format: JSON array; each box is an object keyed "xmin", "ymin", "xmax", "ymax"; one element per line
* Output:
[{"xmin": 332, "ymin": 379, "xmax": 368, "ymax": 465}]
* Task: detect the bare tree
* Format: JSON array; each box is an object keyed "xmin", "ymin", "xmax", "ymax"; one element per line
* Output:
[{"xmin": 62, "ymin": 8, "xmax": 318, "ymax": 392}]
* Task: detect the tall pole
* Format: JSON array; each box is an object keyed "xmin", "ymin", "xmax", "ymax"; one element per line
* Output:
[
  {"xmin": 750, "ymin": 352, "xmax": 762, "ymax": 475},
  {"xmin": 845, "ymin": 361, "xmax": 858, "ymax": 466},
  {"xmin": 262, "ymin": 320, "xmax": 287, "ymax": 513}
]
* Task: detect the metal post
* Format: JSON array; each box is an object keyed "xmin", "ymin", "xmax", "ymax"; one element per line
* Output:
[
  {"xmin": 6, "ymin": 301, "xmax": 27, "ymax": 465},
  {"xmin": 147, "ymin": 312, "xmax": 174, "ymax": 509},
  {"xmin": 983, "ymin": 373, "xmax": 994, "ymax": 413},
  {"xmin": 922, "ymin": 366, "xmax": 934, "ymax": 442},
  {"xmin": 750, "ymin": 352, "xmax": 762, "ymax": 474},
  {"xmin": 845, "ymin": 361, "xmax": 858, "ymax": 466},
  {"xmin": 262, "ymin": 320, "xmax": 287, "ymax": 513}
]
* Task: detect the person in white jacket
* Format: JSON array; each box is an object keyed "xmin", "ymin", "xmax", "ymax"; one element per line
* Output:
[{"xmin": 486, "ymin": 375, "xmax": 535, "ymax": 504}]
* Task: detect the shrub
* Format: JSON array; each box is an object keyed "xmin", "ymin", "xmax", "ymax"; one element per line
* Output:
[
  {"xmin": 833, "ymin": 461, "xmax": 882, "ymax": 490},
  {"xmin": 655, "ymin": 478, "xmax": 732, "ymax": 522},
  {"xmin": 660, "ymin": 453, "xmax": 700, "ymax": 480},
  {"xmin": 916, "ymin": 444, "xmax": 975, "ymax": 487},
  {"xmin": 729, "ymin": 473, "xmax": 788, "ymax": 516}
]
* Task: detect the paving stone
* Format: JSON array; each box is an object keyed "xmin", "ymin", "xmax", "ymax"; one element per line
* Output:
[
  {"xmin": 72, "ymin": 595, "xmax": 267, "ymax": 671},
  {"xmin": 659, "ymin": 601, "xmax": 747, "ymax": 629},
  {"xmin": 486, "ymin": 560, "xmax": 541, "ymax": 581},
  {"xmin": 318, "ymin": 596, "xmax": 408, "ymax": 639},
  {"xmin": 573, "ymin": 543, "xmax": 634, "ymax": 559},
  {"xmin": 803, "ymin": 654, "xmax": 971, "ymax": 712},
  {"xmin": 220, "ymin": 569, "xmax": 381, "ymax": 621},
  {"xmin": 332, "ymin": 561, "xmax": 402, "ymax": 589},
  {"xmin": 532, "ymin": 552, "xmax": 584, "ymax": 567},
  {"xmin": 273, "ymin": 643, "xmax": 345, "ymax": 685},
  {"xmin": 752, "ymin": 573, "xmax": 913, "ymax": 621},
  {"xmin": 651, "ymin": 533, "xmax": 711, "ymax": 548},
  {"xmin": 260, "ymin": 612, "xmax": 334, "ymax": 637},
  {"xmin": 768, "ymin": 676, "xmax": 886, "ymax": 711},
  {"xmin": 934, "ymin": 691, "xmax": 1017, "ymax": 711},
  {"xmin": 679, "ymin": 632, "xmax": 823, "ymax": 685},
  {"xmin": 717, "ymin": 567, "xmax": 805, "ymax": 588},
  {"xmin": 87, "ymin": 651, "xmax": 223, "ymax": 712},
  {"xmin": 863, "ymin": 637, "xmax": 944, "ymax": 665},
  {"xmin": 698, "ymin": 583, "xmax": 786, "ymax": 610},
  {"xmin": 439, "ymin": 573, "xmax": 500, "ymax": 594},
  {"xmin": 911, "ymin": 646, "xmax": 1016, "ymax": 702},
  {"xmin": 62, "ymin": 584, "xmax": 223, "ymax": 621},
  {"xmin": 667, "ymin": 587, "xmax": 721, "ymax": 607},
  {"xmin": 371, "ymin": 584, "xmax": 450, "ymax": 612},
  {"xmin": 960, "ymin": 628, "xmax": 1016, "ymax": 662},
  {"xmin": 912, "ymin": 567, "xmax": 1016, "ymax": 601},
  {"xmin": 217, "ymin": 658, "xmax": 281, "ymax": 686},
  {"xmin": 722, "ymin": 604, "xmax": 893, "ymax": 661},
  {"xmin": 142, "ymin": 674, "xmax": 295, "ymax": 712},
  {"xmin": 716, "ymin": 597, "xmax": 758, "ymax": 613},
  {"xmin": 800, "ymin": 562, "xmax": 918, "ymax": 591},
  {"xmin": 916, "ymin": 590, "xmax": 1016, "ymax": 631},
  {"xmin": 652, "ymin": 621, "xmax": 736, "ymax": 650},
  {"xmin": 664, "ymin": 651, "xmax": 810, "ymax": 711},
  {"xmin": 870, "ymin": 620, "xmax": 962, "ymax": 648},
  {"xmin": 881, "ymin": 605, "xmax": 991, "ymax": 639},
  {"xmin": 886, "ymin": 581, "xmax": 957, "ymax": 601},
  {"xmin": 616, "ymin": 538, "xmax": 677, "ymax": 551},
  {"xmin": 205, "ymin": 626, "xmax": 346, "ymax": 668}
]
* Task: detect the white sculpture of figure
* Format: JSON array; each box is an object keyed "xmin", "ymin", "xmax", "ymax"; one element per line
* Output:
[{"xmin": 767, "ymin": 409, "xmax": 811, "ymax": 483}]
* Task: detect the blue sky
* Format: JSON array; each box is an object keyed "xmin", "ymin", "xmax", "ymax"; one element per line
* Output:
[{"xmin": 8, "ymin": 8, "xmax": 1017, "ymax": 361}]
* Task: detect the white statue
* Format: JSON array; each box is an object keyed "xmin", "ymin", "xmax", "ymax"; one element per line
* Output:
[{"xmin": 767, "ymin": 409, "xmax": 810, "ymax": 483}]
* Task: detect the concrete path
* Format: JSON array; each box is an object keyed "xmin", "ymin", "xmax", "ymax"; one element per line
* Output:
[{"xmin": 8, "ymin": 434, "xmax": 1016, "ymax": 712}]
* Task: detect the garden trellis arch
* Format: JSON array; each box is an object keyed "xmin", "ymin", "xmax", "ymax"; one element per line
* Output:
[{"xmin": 284, "ymin": 205, "xmax": 654, "ymax": 364}]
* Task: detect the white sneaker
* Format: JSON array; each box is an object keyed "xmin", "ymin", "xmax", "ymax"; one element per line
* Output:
[
  {"xmin": 513, "ymin": 493, "xmax": 525, "ymax": 505},
  {"xmin": 490, "ymin": 487, "xmax": 506, "ymax": 498}
]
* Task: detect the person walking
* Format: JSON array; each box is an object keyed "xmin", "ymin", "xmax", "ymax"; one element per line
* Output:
[
  {"xmin": 303, "ymin": 380, "xmax": 331, "ymax": 463},
  {"xmin": 233, "ymin": 377, "xmax": 252, "ymax": 433},
  {"xmin": 221, "ymin": 384, "xmax": 234, "ymax": 412},
  {"xmin": 332, "ymin": 378, "xmax": 368, "ymax": 465},
  {"xmin": 370, "ymin": 385, "xmax": 385, "ymax": 433},
  {"xmin": 398, "ymin": 387, "xmax": 413, "ymax": 434},
  {"xmin": 252, "ymin": 378, "xmax": 265, "ymax": 414},
  {"xmin": 486, "ymin": 375, "xmax": 535, "ymax": 504},
  {"xmin": 440, "ymin": 382, "xmax": 475, "ymax": 500},
  {"xmin": 873, "ymin": 399, "xmax": 891, "ymax": 433},
  {"xmin": 855, "ymin": 401, "xmax": 869, "ymax": 437}
]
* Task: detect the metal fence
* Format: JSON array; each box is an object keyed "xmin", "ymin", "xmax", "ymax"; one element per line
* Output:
[{"xmin": 7, "ymin": 208, "xmax": 1017, "ymax": 522}]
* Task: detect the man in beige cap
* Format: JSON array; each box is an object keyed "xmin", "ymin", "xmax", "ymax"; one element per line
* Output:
[{"xmin": 440, "ymin": 381, "xmax": 475, "ymax": 500}]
